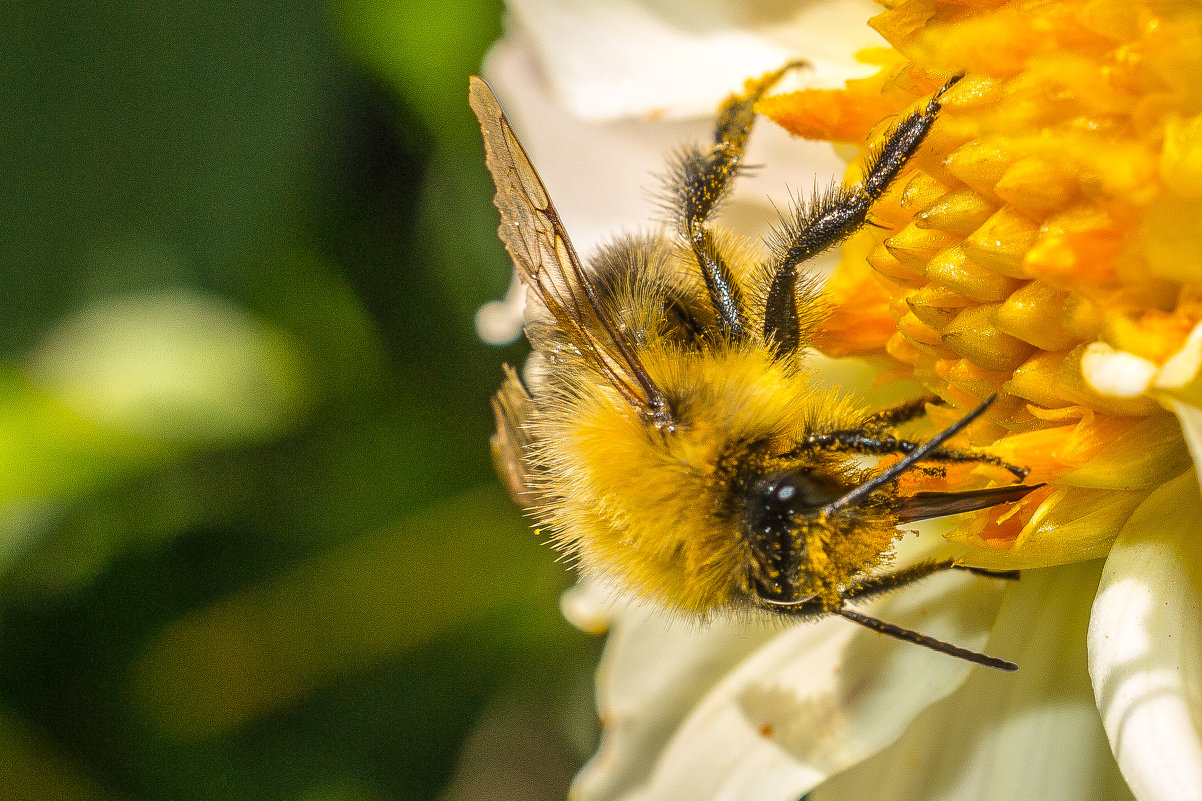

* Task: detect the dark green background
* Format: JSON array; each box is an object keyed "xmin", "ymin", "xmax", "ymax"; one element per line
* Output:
[{"xmin": 0, "ymin": 2, "xmax": 597, "ymax": 799}]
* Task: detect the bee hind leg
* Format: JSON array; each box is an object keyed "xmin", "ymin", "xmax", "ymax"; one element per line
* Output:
[
  {"xmin": 764, "ymin": 560, "xmax": 1020, "ymax": 671},
  {"xmin": 663, "ymin": 61, "xmax": 807, "ymax": 340},
  {"xmin": 835, "ymin": 607, "xmax": 1018, "ymax": 671}
]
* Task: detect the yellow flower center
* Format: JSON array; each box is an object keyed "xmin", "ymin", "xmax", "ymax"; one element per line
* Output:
[{"xmin": 759, "ymin": 0, "xmax": 1202, "ymax": 568}]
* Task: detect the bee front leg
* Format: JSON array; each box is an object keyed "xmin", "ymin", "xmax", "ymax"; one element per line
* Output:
[
  {"xmin": 863, "ymin": 395, "xmax": 941, "ymax": 428},
  {"xmin": 763, "ymin": 75, "xmax": 963, "ymax": 356}
]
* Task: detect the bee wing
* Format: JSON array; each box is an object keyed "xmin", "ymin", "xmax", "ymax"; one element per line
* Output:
[
  {"xmin": 469, "ymin": 76, "xmax": 666, "ymax": 417},
  {"xmin": 491, "ymin": 365, "xmax": 543, "ymax": 509}
]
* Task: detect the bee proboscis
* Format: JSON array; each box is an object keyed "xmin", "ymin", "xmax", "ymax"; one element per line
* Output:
[{"xmin": 470, "ymin": 67, "xmax": 1036, "ymax": 671}]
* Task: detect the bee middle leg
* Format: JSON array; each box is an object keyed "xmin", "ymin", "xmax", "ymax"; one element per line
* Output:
[
  {"xmin": 841, "ymin": 560, "xmax": 1019, "ymax": 605},
  {"xmin": 804, "ymin": 429, "xmax": 1029, "ymax": 481}
]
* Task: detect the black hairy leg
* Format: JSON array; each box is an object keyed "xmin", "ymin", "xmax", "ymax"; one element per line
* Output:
[
  {"xmin": 663, "ymin": 61, "xmax": 807, "ymax": 340},
  {"xmin": 863, "ymin": 395, "xmax": 942, "ymax": 428},
  {"xmin": 764, "ymin": 75, "xmax": 964, "ymax": 357},
  {"xmin": 837, "ymin": 560, "xmax": 1018, "ymax": 605},
  {"xmin": 803, "ymin": 429, "xmax": 1029, "ymax": 481},
  {"xmin": 761, "ymin": 558, "xmax": 1019, "ymax": 671}
]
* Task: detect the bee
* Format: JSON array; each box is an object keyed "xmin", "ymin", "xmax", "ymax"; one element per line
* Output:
[{"xmin": 470, "ymin": 65, "xmax": 1036, "ymax": 671}]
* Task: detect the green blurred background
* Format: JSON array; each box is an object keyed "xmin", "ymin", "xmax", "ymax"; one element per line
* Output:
[{"xmin": 1, "ymin": 2, "xmax": 599, "ymax": 799}]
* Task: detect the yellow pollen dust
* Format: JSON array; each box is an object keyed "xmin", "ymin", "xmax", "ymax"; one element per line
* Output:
[{"xmin": 758, "ymin": 0, "xmax": 1202, "ymax": 568}]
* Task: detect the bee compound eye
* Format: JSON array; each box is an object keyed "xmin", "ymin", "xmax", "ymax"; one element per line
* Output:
[{"xmin": 761, "ymin": 472, "xmax": 843, "ymax": 517}]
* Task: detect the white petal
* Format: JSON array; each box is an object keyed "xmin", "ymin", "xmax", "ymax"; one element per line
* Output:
[
  {"xmin": 814, "ymin": 560, "xmax": 1133, "ymax": 801},
  {"xmin": 481, "ymin": 39, "xmax": 850, "ymax": 258},
  {"xmin": 574, "ymin": 605, "xmax": 782, "ymax": 801},
  {"xmin": 474, "ymin": 271, "xmax": 527, "ymax": 346},
  {"xmin": 561, "ymin": 578, "xmax": 620, "ymax": 636},
  {"xmin": 573, "ymin": 531, "xmax": 1010, "ymax": 801},
  {"xmin": 1082, "ymin": 343, "xmax": 1157, "ymax": 399},
  {"xmin": 503, "ymin": 0, "xmax": 884, "ymax": 121},
  {"xmin": 1089, "ymin": 470, "xmax": 1202, "ymax": 801},
  {"xmin": 1167, "ymin": 399, "xmax": 1202, "ymax": 478}
]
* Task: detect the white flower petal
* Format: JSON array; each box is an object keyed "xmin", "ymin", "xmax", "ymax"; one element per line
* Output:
[
  {"xmin": 503, "ymin": 0, "xmax": 883, "ymax": 121},
  {"xmin": 575, "ymin": 604, "xmax": 782, "ymax": 801},
  {"xmin": 476, "ymin": 36, "xmax": 852, "ymax": 341},
  {"xmin": 574, "ymin": 530, "xmax": 1010, "ymax": 801},
  {"xmin": 1082, "ymin": 343, "xmax": 1158, "ymax": 399},
  {"xmin": 561, "ymin": 578, "xmax": 621, "ymax": 636},
  {"xmin": 474, "ymin": 271, "xmax": 527, "ymax": 346},
  {"xmin": 481, "ymin": 39, "xmax": 850, "ymax": 258},
  {"xmin": 1088, "ymin": 470, "xmax": 1202, "ymax": 801},
  {"xmin": 813, "ymin": 560, "xmax": 1133, "ymax": 801},
  {"xmin": 1167, "ymin": 399, "xmax": 1202, "ymax": 478}
]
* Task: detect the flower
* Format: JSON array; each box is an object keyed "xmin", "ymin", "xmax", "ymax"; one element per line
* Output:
[
  {"xmin": 757, "ymin": 4, "xmax": 1202, "ymax": 796},
  {"xmin": 479, "ymin": 1, "xmax": 1202, "ymax": 800},
  {"xmin": 763, "ymin": 0, "xmax": 1202, "ymax": 573}
]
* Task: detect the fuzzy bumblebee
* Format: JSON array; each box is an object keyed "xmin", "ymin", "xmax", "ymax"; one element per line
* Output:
[{"xmin": 471, "ymin": 66, "xmax": 1037, "ymax": 671}]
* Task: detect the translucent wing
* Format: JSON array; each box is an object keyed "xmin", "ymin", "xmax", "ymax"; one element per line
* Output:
[
  {"xmin": 469, "ymin": 76, "xmax": 666, "ymax": 418},
  {"xmin": 490, "ymin": 365, "xmax": 543, "ymax": 508}
]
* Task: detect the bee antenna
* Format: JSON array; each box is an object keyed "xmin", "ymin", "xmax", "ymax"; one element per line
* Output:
[
  {"xmin": 823, "ymin": 393, "xmax": 998, "ymax": 514},
  {"xmin": 836, "ymin": 607, "xmax": 1017, "ymax": 671}
]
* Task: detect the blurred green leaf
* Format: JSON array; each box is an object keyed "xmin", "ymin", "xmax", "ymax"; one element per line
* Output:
[
  {"xmin": 29, "ymin": 290, "xmax": 310, "ymax": 447},
  {"xmin": 0, "ymin": 1, "xmax": 335, "ymax": 350},
  {"xmin": 0, "ymin": 0, "xmax": 582, "ymax": 798},
  {"xmin": 129, "ymin": 483, "xmax": 562, "ymax": 739},
  {"xmin": 0, "ymin": 710, "xmax": 124, "ymax": 801}
]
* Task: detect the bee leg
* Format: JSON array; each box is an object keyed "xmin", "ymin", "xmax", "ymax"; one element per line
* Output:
[
  {"xmin": 863, "ymin": 394, "xmax": 942, "ymax": 428},
  {"xmin": 841, "ymin": 560, "xmax": 1019, "ymax": 670},
  {"xmin": 761, "ymin": 561, "xmax": 1019, "ymax": 670},
  {"xmin": 907, "ymin": 445, "xmax": 1029, "ymax": 481},
  {"xmin": 664, "ymin": 61, "xmax": 807, "ymax": 341},
  {"xmin": 805, "ymin": 430, "xmax": 1029, "ymax": 481},
  {"xmin": 794, "ymin": 561, "xmax": 1019, "ymax": 671},
  {"xmin": 839, "ymin": 559, "xmax": 1017, "ymax": 604},
  {"xmin": 835, "ymin": 608, "xmax": 1018, "ymax": 671},
  {"xmin": 844, "ymin": 559, "xmax": 961, "ymax": 599},
  {"xmin": 956, "ymin": 565, "xmax": 1021, "ymax": 580},
  {"xmin": 763, "ymin": 75, "xmax": 963, "ymax": 356}
]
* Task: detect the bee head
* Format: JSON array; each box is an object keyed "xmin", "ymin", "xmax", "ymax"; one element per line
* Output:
[{"xmin": 739, "ymin": 469, "xmax": 846, "ymax": 604}]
